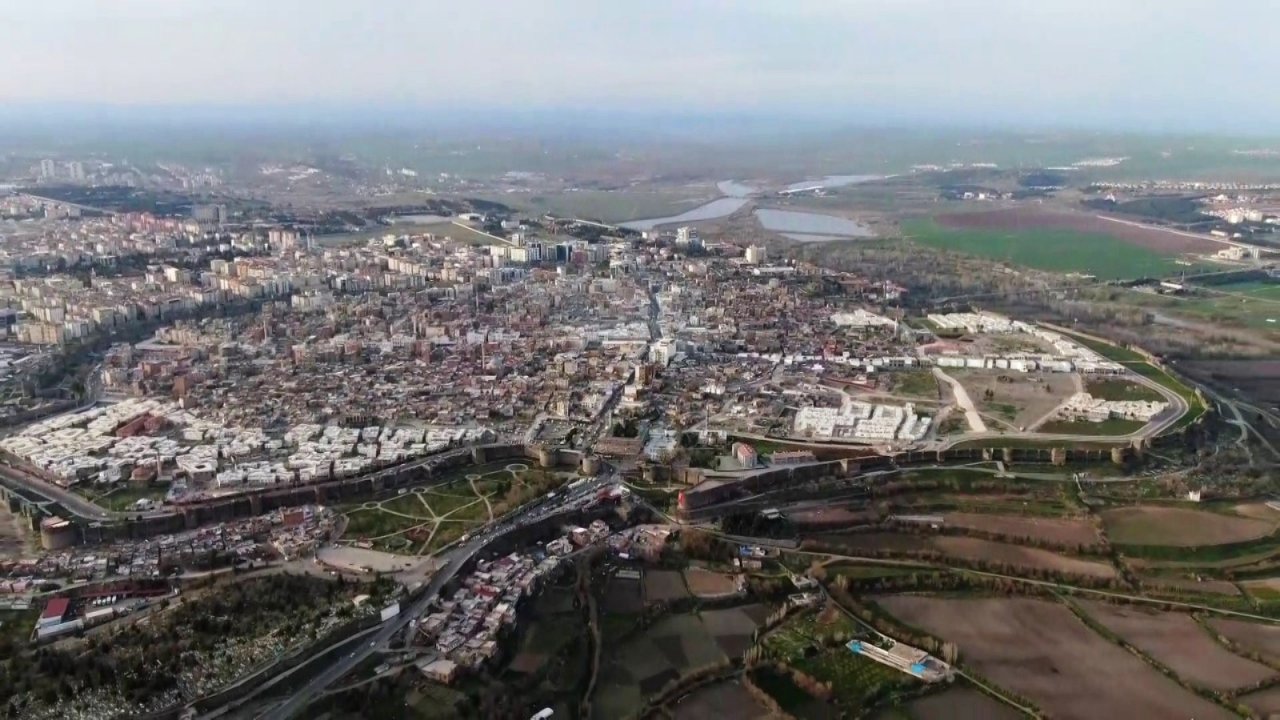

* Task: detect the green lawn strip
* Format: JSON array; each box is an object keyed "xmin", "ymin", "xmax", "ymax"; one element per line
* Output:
[{"xmin": 1116, "ymin": 533, "xmax": 1280, "ymax": 563}]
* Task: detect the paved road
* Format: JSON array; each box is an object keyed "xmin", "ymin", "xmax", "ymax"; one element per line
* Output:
[
  {"xmin": 0, "ymin": 459, "xmax": 115, "ymax": 520},
  {"xmin": 257, "ymin": 475, "xmax": 612, "ymax": 720}
]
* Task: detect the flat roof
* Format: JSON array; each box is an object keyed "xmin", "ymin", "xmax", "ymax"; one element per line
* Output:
[{"xmin": 41, "ymin": 597, "xmax": 69, "ymax": 619}]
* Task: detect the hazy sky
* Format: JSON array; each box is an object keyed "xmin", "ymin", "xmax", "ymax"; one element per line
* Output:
[{"xmin": 0, "ymin": 0, "xmax": 1272, "ymax": 130}]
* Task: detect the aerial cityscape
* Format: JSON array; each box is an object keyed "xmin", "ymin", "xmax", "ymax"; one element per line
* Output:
[{"xmin": 3, "ymin": 2, "xmax": 1280, "ymax": 720}]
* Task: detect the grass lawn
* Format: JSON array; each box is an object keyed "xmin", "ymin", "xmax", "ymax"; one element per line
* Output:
[
  {"xmin": 83, "ymin": 483, "xmax": 169, "ymax": 511},
  {"xmin": 890, "ymin": 370, "xmax": 940, "ymax": 398},
  {"xmin": 380, "ymin": 493, "xmax": 435, "ymax": 518},
  {"xmin": 902, "ymin": 218, "xmax": 1195, "ymax": 280},
  {"xmin": 948, "ymin": 437, "xmax": 1126, "ymax": 450},
  {"xmin": 1039, "ymin": 417, "xmax": 1147, "ymax": 436},
  {"xmin": 342, "ymin": 508, "xmax": 428, "ymax": 539},
  {"xmin": 986, "ymin": 402, "xmax": 1020, "ymax": 422}
]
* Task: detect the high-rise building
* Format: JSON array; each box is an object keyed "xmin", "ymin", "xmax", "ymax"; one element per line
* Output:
[
  {"xmin": 193, "ymin": 204, "xmax": 228, "ymax": 225},
  {"xmin": 675, "ymin": 226, "xmax": 702, "ymax": 250},
  {"xmin": 67, "ymin": 162, "xmax": 86, "ymax": 182},
  {"xmin": 39, "ymin": 159, "xmax": 56, "ymax": 179},
  {"xmin": 745, "ymin": 245, "xmax": 767, "ymax": 264}
]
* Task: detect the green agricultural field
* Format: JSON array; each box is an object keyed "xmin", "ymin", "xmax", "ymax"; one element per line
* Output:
[
  {"xmin": 763, "ymin": 609, "xmax": 859, "ymax": 662},
  {"xmin": 1039, "ymin": 418, "xmax": 1147, "ymax": 436},
  {"xmin": 1117, "ymin": 288, "xmax": 1280, "ymax": 332},
  {"xmin": 794, "ymin": 646, "xmax": 915, "ymax": 713},
  {"xmin": 901, "ymin": 218, "xmax": 1195, "ymax": 280},
  {"xmin": 1194, "ymin": 280, "xmax": 1280, "ymax": 298}
]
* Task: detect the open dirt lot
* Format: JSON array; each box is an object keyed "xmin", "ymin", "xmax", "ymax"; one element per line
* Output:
[
  {"xmin": 683, "ymin": 567, "xmax": 740, "ymax": 598},
  {"xmin": 819, "ymin": 532, "xmax": 1115, "ymax": 578},
  {"xmin": 1078, "ymin": 600, "xmax": 1275, "ymax": 691},
  {"xmin": 936, "ymin": 207, "xmax": 1222, "ymax": 254},
  {"xmin": 943, "ymin": 512, "xmax": 1102, "ymax": 547},
  {"xmin": 877, "ymin": 596, "xmax": 1235, "ymax": 720},
  {"xmin": 1208, "ymin": 617, "xmax": 1280, "ymax": 662},
  {"xmin": 877, "ymin": 686, "xmax": 1025, "ymax": 720},
  {"xmin": 952, "ymin": 370, "xmax": 1080, "ymax": 430},
  {"xmin": 672, "ymin": 679, "xmax": 770, "ymax": 720},
  {"xmin": 1102, "ymin": 506, "xmax": 1276, "ymax": 546}
]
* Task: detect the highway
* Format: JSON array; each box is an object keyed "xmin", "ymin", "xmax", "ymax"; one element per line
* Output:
[
  {"xmin": 254, "ymin": 473, "xmax": 612, "ymax": 720},
  {"xmin": 0, "ymin": 458, "xmax": 115, "ymax": 520}
]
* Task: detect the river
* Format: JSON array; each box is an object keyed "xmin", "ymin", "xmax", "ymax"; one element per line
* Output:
[
  {"xmin": 785, "ymin": 174, "xmax": 883, "ymax": 191},
  {"xmin": 619, "ymin": 197, "xmax": 750, "ymax": 231},
  {"xmin": 621, "ymin": 175, "xmax": 878, "ymax": 232},
  {"xmin": 754, "ymin": 208, "xmax": 875, "ymax": 241}
]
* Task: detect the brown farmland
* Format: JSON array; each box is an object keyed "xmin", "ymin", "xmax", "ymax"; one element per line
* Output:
[
  {"xmin": 672, "ymin": 679, "xmax": 770, "ymax": 720},
  {"xmin": 1241, "ymin": 686, "xmax": 1280, "ymax": 718},
  {"xmin": 819, "ymin": 532, "xmax": 1116, "ymax": 579},
  {"xmin": 790, "ymin": 506, "xmax": 878, "ymax": 528},
  {"xmin": 936, "ymin": 207, "xmax": 1222, "ymax": 254},
  {"xmin": 877, "ymin": 596, "xmax": 1235, "ymax": 720},
  {"xmin": 683, "ymin": 567, "xmax": 740, "ymax": 598},
  {"xmin": 943, "ymin": 512, "xmax": 1102, "ymax": 547},
  {"xmin": 1208, "ymin": 617, "xmax": 1280, "ymax": 662},
  {"xmin": 1102, "ymin": 505, "xmax": 1276, "ymax": 546},
  {"xmin": 1078, "ymin": 600, "xmax": 1275, "ymax": 691},
  {"xmin": 643, "ymin": 569, "xmax": 690, "ymax": 604},
  {"xmin": 933, "ymin": 536, "xmax": 1116, "ymax": 578}
]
